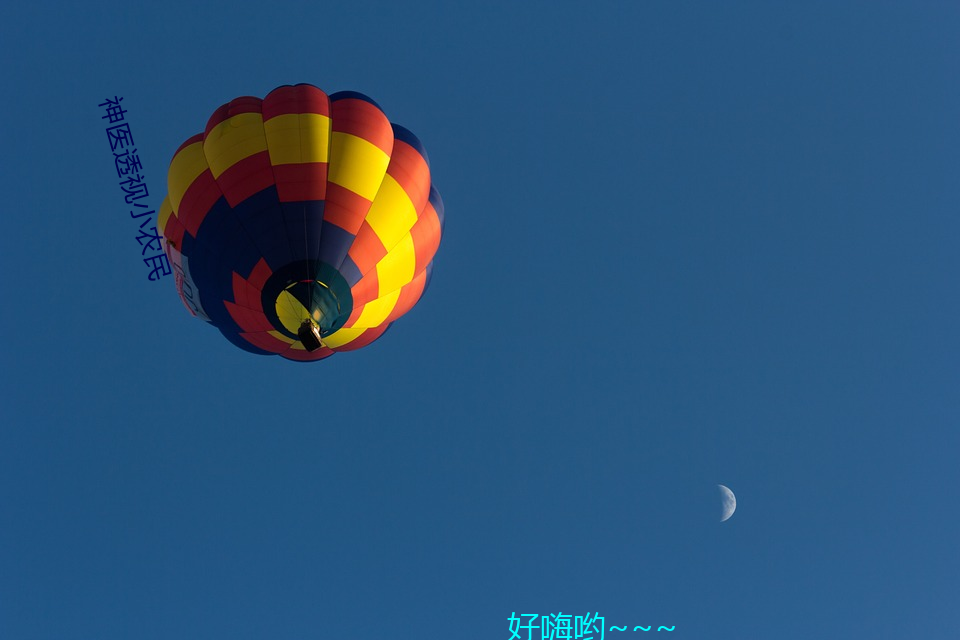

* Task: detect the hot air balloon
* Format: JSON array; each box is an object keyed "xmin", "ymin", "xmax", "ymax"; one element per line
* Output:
[{"xmin": 157, "ymin": 84, "xmax": 444, "ymax": 361}]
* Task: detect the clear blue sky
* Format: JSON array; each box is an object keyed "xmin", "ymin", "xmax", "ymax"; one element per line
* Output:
[{"xmin": 2, "ymin": 2, "xmax": 959, "ymax": 638}]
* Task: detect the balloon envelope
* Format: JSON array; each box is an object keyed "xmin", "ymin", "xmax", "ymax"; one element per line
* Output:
[{"xmin": 158, "ymin": 84, "xmax": 444, "ymax": 361}]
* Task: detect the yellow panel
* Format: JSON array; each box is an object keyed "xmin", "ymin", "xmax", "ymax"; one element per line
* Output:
[
  {"xmin": 275, "ymin": 289, "xmax": 308, "ymax": 334},
  {"xmin": 157, "ymin": 196, "xmax": 173, "ymax": 234},
  {"xmin": 322, "ymin": 326, "xmax": 366, "ymax": 348},
  {"xmin": 167, "ymin": 141, "xmax": 209, "ymax": 212},
  {"xmin": 366, "ymin": 175, "xmax": 418, "ymax": 249},
  {"xmin": 376, "ymin": 234, "xmax": 417, "ymax": 296},
  {"xmin": 264, "ymin": 113, "xmax": 331, "ymax": 165},
  {"xmin": 354, "ymin": 290, "xmax": 401, "ymax": 328},
  {"xmin": 327, "ymin": 132, "xmax": 390, "ymax": 200},
  {"xmin": 203, "ymin": 113, "xmax": 268, "ymax": 178}
]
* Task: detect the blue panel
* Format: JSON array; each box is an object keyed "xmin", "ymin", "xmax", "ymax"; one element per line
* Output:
[
  {"xmin": 193, "ymin": 197, "xmax": 235, "ymax": 260},
  {"xmin": 179, "ymin": 227, "xmax": 198, "ymax": 259},
  {"xmin": 281, "ymin": 201, "xmax": 308, "ymax": 262},
  {"xmin": 338, "ymin": 254, "xmax": 363, "ymax": 287},
  {"xmin": 234, "ymin": 189, "xmax": 294, "ymax": 271},
  {"xmin": 281, "ymin": 200, "xmax": 325, "ymax": 263},
  {"xmin": 429, "ymin": 186, "xmax": 445, "ymax": 232},
  {"xmin": 328, "ymin": 91, "xmax": 383, "ymax": 110},
  {"xmin": 304, "ymin": 200, "xmax": 325, "ymax": 261},
  {"xmin": 392, "ymin": 124, "xmax": 429, "ymax": 167},
  {"xmin": 190, "ymin": 190, "xmax": 274, "ymax": 334},
  {"xmin": 421, "ymin": 260, "xmax": 435, "ymax": 296},
  {"xmin": 318, "ymin": 220, "xmax": 356, "ymax": 270},
  {"xmin": 219, "ymin": 327, "xmax": 273, "ymax": 356}
]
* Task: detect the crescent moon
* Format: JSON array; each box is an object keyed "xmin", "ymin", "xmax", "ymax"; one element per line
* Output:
[{"xmin": 718, "ymin": 484, "xmax": 736, "ymax": 522}]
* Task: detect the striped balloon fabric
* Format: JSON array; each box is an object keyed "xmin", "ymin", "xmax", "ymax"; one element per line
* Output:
[{"xmin": 158, "ymin": 84, "xmax": 444, "ymax": 361}]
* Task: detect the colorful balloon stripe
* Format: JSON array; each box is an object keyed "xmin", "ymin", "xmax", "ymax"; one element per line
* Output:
[{"xmin": 158, "ymin": 83, "xmax": 443, "ymax": 361}]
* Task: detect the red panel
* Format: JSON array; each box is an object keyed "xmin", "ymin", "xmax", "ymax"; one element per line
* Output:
[
  {"xmin": 177, "ymin": 170, "xmax": 222, "ymax": 237},
  {"xmin": 246, "ymin": 258, "xmax": 272, "ymax": 291},
  {"xmin": 323, "ymin": 183, "xmax": 371, "ymax": 234},
  {"xmin": 225, "ymin": 301, "xmax": 275, "ymax": 333},
  {"xmin": 274, "ymin": 162, "xmax": 328, "ymax": 202},
  {"xmin": 205, "ymin": 96, "xmax": 263, "ymax": 137},
  {"xmin": 173, "ymin": 133, "xmax": 204, "ymax": 157},
  {"xmin": 231, "ymin": 272, "xmax": 263, "ymax": 310},
  {"xmin": 386, "ymin": 270, "xmax": 427, "ymax": 323},
  {"xmin": 239, "ymin": 331, "xmax": 290, "ymax": 355},
  {"xmin": 330, "ymin": 98, "xmax": 393, "ymax": 155},
  {"xmin": 343, "ymin": 305, "xmax": 364, "ymax": 328},
  {"xmin": 349, "ymin": 269, "xmax": 379, "ymax": 307},
  {"xmin": 216, "ymin": 151, "xmax": 276, "ymax": 207},
  {"xmin": 386, "ymin": 140, "xmax": 431, "ymax": 214},
  {"xmin": 161, "ymin": 210, "xmax": 187, "ymax": 250},
  {"xmin": 347, "ymin": 221, "xmax": 388, "ymax": 276},
  {"xmin": 263, "ymin": 84, "xmax": 330, "ymax": 120},
  {"xmin": 409, "ymin": 204, "xmax": 441, "ymax": 274}
]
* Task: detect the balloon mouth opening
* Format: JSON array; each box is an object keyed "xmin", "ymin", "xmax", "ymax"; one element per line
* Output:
[
  {"xmin": 297, "ymin": 319, "xmax": 324, "ymax": 351},
  {"xmin": 262, "ymin": 260, "xmax": 355, "ymax": 343}
]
